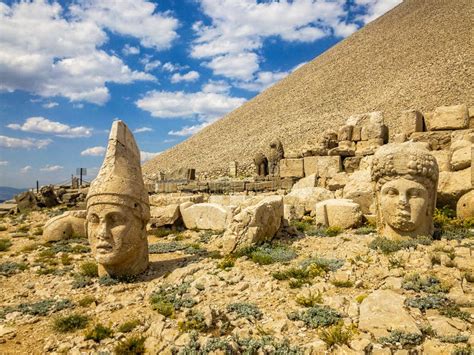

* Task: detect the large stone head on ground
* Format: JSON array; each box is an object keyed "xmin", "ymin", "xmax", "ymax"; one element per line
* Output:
[
  {"xmin": 86, "ymin": 120, "xmax": 150, "ymax": 277},
  {"xmin": 371, "ymin": 142, "xmax": 439, "ymax": 239}
]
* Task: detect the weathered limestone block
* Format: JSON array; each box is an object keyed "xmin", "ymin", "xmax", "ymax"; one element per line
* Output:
[
  {"xmin": 150, "ymin": 204, "xmax": 180, "ymax": 227},
  {"xmin": 149, "ymin": 194, "xmax": 204, "ymax": 207},
  {"xmin": 355, "ymin": 138, "xmax": 384, "ymax": 156},
  {"xmin": 437, "ymin": 168, "xmax": 471, "ymax": 208},
  {"xmin": 359, "ymin": 156, "xmax": 374, "ymax": 171},
  {"xmin": 400, "ymin": 110, "xmax": 424, "ymax": 135},
  {"xmin": 208, "ymin": 195, "xmax": 252, "ymax": 206},
  {"xmin": 326, "ymin": 172, "xmax": 348, "ymax": 191},
  {"xmin": 343, "ymin": 171, "xmax": 374, "ymax": 214},
  {"xmin": 351, "ymin": 126, "xmax": 362, "ymax": 141},
  {"xmin": 430, "ymin": 150, "xmax": 451, "ymax": 172},
  {"xmin": 43, "ymin": 210, "xmax": 86, "ymax": 242},
  {"xmin": 268, "ymin": 139, "xmax": 285, "ymax": 176},
  {"xmin": 14, "ymin": 191, "xmax": 38, "ymax": 213},
  {"xmin": 86, "ymin": 120, "xmax": 150, "ymax": 278},
  {"xmin": 343, "ymin": 157, "xmax": 362, "ymax": 173},
  {"xmin": 253, "ymin": 152, "xmax": 268, "ymax": 177},
  {"xmin": 292, "ymin": 174, "xmax": 318, "ymax": 190},
  {"xmin": 303, "ymin": 156, "xmax": 318, "ymax": 176},
  {"xmin": 283, "ymin": 187, "xmax": 333, "ymax": 213},
  {"xmin": 359, "ymin": 290, "xmax": 421, "ymax": 338},
  {"xmin": 391, "ymin": 133, "xmax": 407, "ymax": 143},
  {"xmin": 221, "ymin": 196, "xmax": 283, "ymax": 254},
  {"xmin": 280, "ymin": 158, "xmax": 304, "ymax": 178},
  {"xmin": 283, "ymin": 203, "xmax": 306, "ymax": 221},
  {"xmin": 372, "ymin": 143, "xmax": 439, "ymax": 239},
  {"xmin": 427, "ymin": 104, "xmax": 469, "ymax": 131},
  {"xmin": 338, "ymin": 125, "xmax": 353, "ymax": 141},
  {"xmin": 457, "ymin": 190, "xmax": 474, "ymax": 220},
  {"xmin": 451, "ymin": 128, "xmax": 474, "ymax": 143},
  {"xmin": 180, "ymin": 203, "xmax": 234, "ymax": 231},
  {"xmin": 38, "ymin": 185, "xmax": 59, "ymax": 208},
  {"xmin": 346, "ymin": 111, "xmax": 384, "ymax": 126},
  {"xmin": 314, "ymin": 199, "xmax": 363, "ymax": 229},
  {"xmin": 317, "ymin": 156, "xmax": 342, "ymax": 177},
  {"xmin": 328, "ymin": 140, "xmax": 355, "ymax": 157},
  {"xmin": 229, "ymin": 161, "xmax": 238, "ymax": 178},
  {"xmin": 450, "ymin": 140, "xmax": 472, "ymax": 171},
  {"xmin": 410, "ymin": 131, "xmax": 451, "ymax": 150},
  {"xmin": 361, "ymin": 123, "xmax": 385, "ymax": 141}
]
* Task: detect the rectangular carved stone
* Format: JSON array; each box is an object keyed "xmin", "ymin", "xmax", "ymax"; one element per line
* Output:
[
  {"xmin": 355, "ymin": 138, "xmax": 384, "ymax": 156},
  {"xmin": 361, "ymin": 123, "xmax": 385, "ymax": 140},
  {"xmin": 352, "ymin": 126, "xmax": 362, "ymax": 141},
  {"xmin": 317, "ymin": 156, "xmax": 342, "ymax": 178},
  {"xmin": 343, "ymin": 156, "xmax": 362, "ymax": 173},
  {"xmin": 280, "ymin": 158, "xmax": 304, "ymax": 178},
  {"xmin": 409, "ymin": 131, "xmax": 451, "ymax": 150},
  {"xmin": 400, "ymin": 110, "xmax": 424, "ymax": 135},
  {"xmin": 303, "ymin": 156, "xmax": 319, "ymax": 176},
  {"xmin": 430, "ymin": 150, "xmax": 451, "ymax": 172},
  {"xmin": 427, "ymin": 104, "xmax": 469, "ymax": 130},
  {"xmin": 229, "ymin": 161, "xmax": 238, "ymax": 178}
]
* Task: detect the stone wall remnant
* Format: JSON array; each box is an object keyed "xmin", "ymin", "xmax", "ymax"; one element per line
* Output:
[
  {"xmin": 253, "ymin": 152, "xmax": 268, "ymax": 177},
  {"xmin": 427, "ymin": 104, "xmax": 469, "ymax": 131},
  {"xmin": 86, "ymin": 120, "xmax": 150, "ymax": 278}
]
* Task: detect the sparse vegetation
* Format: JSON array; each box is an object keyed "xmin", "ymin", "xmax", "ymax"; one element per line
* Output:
[
  {"xmin": 114, "ymin": 336, "xmax": 146, "ymax": 355},
  {"xmin": 217, "ymin": 255, "xmax": 235, "ymax": 270},
  {"xmin": 388, "ymin": 254, "xmax": 406, "ymax": 269},
  {"xmin": 85, "ymin": 323, "xmax": 113, "ymax": 342},
  {"xmin": 227, "ymin": 302, "xmax": 263, "ymax": 320},
  {"xmin": 0, "ymin": 261, "xmax": 27, "ymax": 276},
  {"xmin": 379, "ymin": 330, "xmax": 423, "ymax": 347},
  {"xmin": 288, "ymin": 305, "xmax": 341, "ymax": 328},
  {"xmin": 118, "ymin": 319, "xmax": 141, "ymax": 333},
  {"xmin": 355, "ymin": 225, "xmax": 376, "ymax": 235},
  {"xmin": 369, "ymin": 236, "xmax": 432, "ymax": 254},
  {"xmin": 452, "ymin": 344, "xmax": 472, "ymax": 355},
  {"xmin": 72, "ymin": 275, "xmax": 93, "ymax": 289},
  {"xmin": 0, "ymin": 238, "xmax": 12, "ymax": 251},
  {"xmin": 53, "ymin": 314, "xmax": 89, "ymax": 333},
  {"xmin": 77, "ymin": 296, "xmax": 96, "ymax": 307},
  {"xmin": 439, "ymin": 335, "xmax": 469, "ymax": 344},
  {"xmin": 0, "ymin": 299, "xmax": 73, "ymax": 318},
  {"xmin": 32, "ymin": 227, "xmax": 43, "ymax": 236},
  {"xmin": 434, "ymin": 207, "xmax": 474, "ymax": 240},
  {"xmin": 79, "ymin": 261, "xmax": 99, "ymax": 277},
  {"xmin": 319, "ymin": 323, "xmax": 353, "ymax": 348},
  {"xmin": 331, "ymin": 279, "xmax": 354, "ymax": 288},
  {"xmin": 234, "ymin": 243, "xmax": 297, "ymax": 265},
  {"xmin": 178, "ymin": 310, "xmax": 208, "ymax": 332},
  {"xmin": 462, "ymin": 271, "xmax": 474, "ymax": 283},
  {"xmin": 150, "ymin": 283, "xmax": 197, "ymax": 317},
  {"xmin": 296, "ymin": 291, "xmax": 323, "ymax": 307},
  {"xmin": 402, "ymin": 274, "xmax": 450, "ymax": 294},
  {"xmin": 355, "ymin": 294, "xmax": 367, "ymax": 304},
  {"xmin": 150, "ymin": 227, "xmax": 173, "ymax": 238},
  {"xmin": 0, "ymin": 225, "xmax": 7, "ymax": 231},
  {"xmin": 149, "ymin": 241, "xmax": 188, "ymax": 253}
]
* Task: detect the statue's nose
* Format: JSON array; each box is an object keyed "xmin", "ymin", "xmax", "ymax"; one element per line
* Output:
[
  {"xmin": 398, "ymin": 193, "xmax": 408, "ymax": 205},
  {"xmin": 97, "ymin": 221, "xmax": 111, "ymax": 241}
]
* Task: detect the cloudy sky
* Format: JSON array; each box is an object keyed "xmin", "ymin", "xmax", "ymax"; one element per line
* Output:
[{"xmin": 0, "ymin": 0, "xmax": 401, "ymax": 188}]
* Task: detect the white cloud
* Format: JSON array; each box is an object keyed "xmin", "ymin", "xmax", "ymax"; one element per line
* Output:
[
  {"xmin": 71, "ymin": 0, "xmax": 179, "ymax": 50},
  {"xmin": 236, "ymin": 70, "xmax": 289, "ymax": 92},
  {"xmin": 0, "ymin": 135, "xmax": 52, "ymax": 149},
  {"xmin": 0, "ymin": 1, "xmax": 160, "ymax": 104},
  {"xmin": 81, "ymin": 146, "xmax": 106, "ymax": 156},
  {"xmin": 136, "ymin": 90, "xmax": 246, "ymax": 121},
  {"xmin": 141, "ymin": 151, "xmax": 161, "ymax": 162},
  {"xmin": 40, "ymin": 164, "xmax": 63, "ymax": 172},
  {"xmin": 201, "ymin": 80, "xmax": 230, "ymax": 94},
  {"xmin": 0, "ymin": 161, "xmax": 8, "ymax": 166},
  {"xmin": 168, "ymin": 122, "xmax": 210, "ymax": 136},
  {"xmin": 162, "ymin": 62, "xmax": 188, "ymax": 72},
  {"xmin": 7, "ymin": 117, "xmax": 92, "ymax": 138},
  {"xmin": 122, "ymin": 44, "xmax": 140, "ymax": 56},
  {"xmin": 140, "ymin": 55, "xmax": 161, "ymax": 72},
  {"xmin": 191, "ymin": 0, "xmax": 359, "ymax": 80},
  {"xmin": 42, "ymin": 102, "xmax": 59, "ymax": 109},
  {"xmin": 354, "ymin": 0, "xmax": 402, "ymax": 24},
  {"xmin": 171, "ymin": 71, "xmax": 200, "ymax": 83},
  {"xmin": 133, "ymin": 127, "xmax": 154, "ymax": 133},
  {"xmin": 20, "ymin": 165, "xmax": 32, "ymax": 174}
]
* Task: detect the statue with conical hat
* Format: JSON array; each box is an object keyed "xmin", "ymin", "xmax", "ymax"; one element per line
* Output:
[
  {"xmin": 86, "ymin": 120, "xmax": 150, "ymax": 277},
  {"xmin": 371, "ymin": 142, "xmax": 439, "ymax": 240}
]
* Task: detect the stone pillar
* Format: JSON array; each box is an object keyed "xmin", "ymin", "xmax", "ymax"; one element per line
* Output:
[{"xmin": 229, "ymin": 161, "xmax": 238, "ymax": 178}]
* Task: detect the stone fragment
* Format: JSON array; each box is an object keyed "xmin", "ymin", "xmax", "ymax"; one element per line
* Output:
[
  {"xmin": 303, "ymin": 156, "xmax": 318, "ymax": 176},
  {"xmin": 430, "ymin": 150, "xmax": 451, "ymax": 172},
  {"xmin": 338, "ymin": 125, "xmax": 353, "ymax": 141},
  {"xmin": 149, "ymin": 194, "xmax": 204, "ymax": 207},
  {"xmin": 43, "ymin": 210, "xmax": 86, "ymax": 242},
  {"xmin": 86, "ymin": 120, "xmax": 150, "ymax": 278},
  {"xmin": 229, "ymin": 161, "xmax": 238, "ymax": 178},
  {"xmin": 400, "ymin": 110, "xmax": 424, "ymax": 135},
  {"xmin": 314, "ymin": 199, "xmax": 363, "ymax": 229},
  {"xmin": 328, "ymin": 140, "xmax": 356, "ymax": 157},
  {"xmin": 208, "ymin": 195, "xmax": 253, "ymax": 206},
  {"xmin": 14, "ymin": 191, "xmax": 38, "ymax": 213},
  {"xmin": 450, "ymin": 140, "xmax": 472, "ymax": 171},
  {"xmin": 451, "ymin": 128, "xmax": 474, "ymax": 143},
  {"xmin": 343, "ymin": 171, "xmax": 374, "ymax": 214},
  {"xmin": 343, "ymin": 157, "xmax": 362, "ymax": 173},
  {"xmin": 268, "ymin": 139, "xmax": 285, "ymax": 176},
  {"xmin": 409, "ymin": 131, "xmax": 451, "ymax": 150},
  {"xmin": 427, "ymin": 104, "xmax": 469, "ymax": 130},
  {"xmin": 359, "ymin": 290, "xmax": 421, "ymax": 338},
  {"xmin": 292, "ymin": 174, "xmax": 318, "ymax": 190},
  {"xmin": 280, "ymin": 158, "xmax": 304, "ymax": 178},
  {"xmin": 391, "ymin": 133, "xmax": 407, "ymax": 143},
  {"xmin": 456, "ymin": 190, "xmax": 474, "ymax": 219},
  {"xmin": 317, "ymin": 156, "xmax": 342, "ymax": 177},
  {"xmin": 427, "ymin": 316, "xmax": 463, "ymax": 337},
  {"xmin": 253, "ymin": 152, "xmax": 268, "ymax": 177},
  {"xmin": 283, "ymin": 187, "xmax": 333, "ymax": 213},
  {"xmin": 437, "ymin": 168, "xmax": 471, "ymax": 209},
  {"xmin": 326, "ymin": 172, "xmax": 348, "ymax": 191},
  {"xmin": 180, "ymin": 203, "xmax": 234, "ymax": 231},
  {"xmin": 361, "ymin": 123, "xmax": 385, "ymax": 141},
  {"xmin": 372, "ymin": 142, "xmax": 439, "ymax": 239},
  {"xmin": 356, "ymin": 138, "xmax": 384, "ymax": 156},
  {"xmin": 150, "ymin": 204, "xmax": 180, "ymax": 227},
  {"xmin": 221, "ymin": 196, "xmax": 283, "ymax": 254},
  {"xmin": 38, "ymin": 185, "xmax": 59, "ymax": 208}
]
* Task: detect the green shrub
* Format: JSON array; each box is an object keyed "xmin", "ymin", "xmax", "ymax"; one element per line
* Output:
[
  {"xmin": 150, "ymin": 227, "xmax": 173, "ymax": 238},
  {"xmin": 16, "ymin": 224, "xmax": 29, "ymax": 233},
  {"xmin": 217, "ymin": 255, "xmax": 235, "ymax": 270},
  {"xmin": 291, "ymin": 220, "xmax": 314, "ymax": 233},
  {"xmin": 0, "ymin": 225, "xmax": 7, "ymax": 231},
  {"xmin": 118, "ymin": 319, "xmax": 141, "ymax": 333},
  {"xmin": 80, "ymin": 261, "xmax": 98, "ymax": 277},
  {"xmin": 439, "ymin": 304, "xmax": 471, "ymax": 322},
  {"xmin": 379, "ymin": 330, "xmax": 423, "ymax": 347},
  {"xmin": 273, "ymin": 267, "xmax": 310, "ymax": 281},
  {"xmin": 300, "ymin": 256, "xmax": 344, "ymax": 272},
  {"xmin": 53, "ymin": 314, "xmax": 89, "ymax": 333},
  {"xmin": 60, "ymin": 253, "xmax": 72, "ymax": 265},
  {"xmin": 355, "ymin": 294, "xmax": 367, "ymax": 304},
  {"xmin": 72, "ymin": 275, "xmax": 93, "ymax": 289},
  {"xmin": 288, "ymin": 305, "xmax": 341, "ymax": 328},
  {"xmin": 296, "ymin": 291, "xmax": 323, "ymax": 307},
  {"xmin": 439, "ymin": 335, "xmax": 469, "ymax": 344},
  {"xmin": 0, "ymin": 238, "xmax": 12, "ymax": 251},
  {"xmin": 331, "ymin": 279, "xmax": 354, "ymax": 288},
  {"xmin": 227, "ymin": 302, "xmax": 263, "ymax": 320},
  {"xmin": 289, "ymin": 279, "xmax": 306, "ymax": 288},
  {"xmin": 98, "ymin": 275, "xmax": 119, "ymax": 286},
  {"xmin": 402, "ymin": 274, "xmax": 450, "ymax": 294},
  {"xmin": 85, "ymin": 323, "xmax": 113, "ymax": 342},
  {"xmin": 452, "ymin": 344, "xmax": 472, "ymax": 355},
  {"xmin": 430, "ymin": 253, "xmax": 441, "ymax": 266},
  {"xmin": 319, "ymin": 323, "xmax": 353, "ymax": 348},
  {"xmin": 405, "ymin": 295, "xmax": 447, "ymax": 311},
  {"xmin": 78, "ymin": 296, "xmax": 96, "ymax": 307},
  {"xmin": 234, "ymin": 243, "xmax": 297, "ymax": 265},
  {"xmin": 0, "ymin": 299, "xmax": 73, "ymax": 318},
  {"xmin": 369, "ymin": 236, "xmax": 432, "ymax": 254},
  {"xmin": 114, "ymin": 336, "xmax": 146, "ymax": 355},
  {"xmin": 178, "ymin": 310, "xmax": 208, "ymax": 332},
  {"xmin": 355, "ymin": 226, "xmax": 376, "ymax": 235},
  {"xmin": 0, "ymin": 261, "xmax": 27, "ymax": 276},
  {"xmin": 325, "ymin": 226, "xmax": 343, "ymax": 237},
  {"xmin": 150, "ymin": 283, "xmax": 196, "ymax": 317}
]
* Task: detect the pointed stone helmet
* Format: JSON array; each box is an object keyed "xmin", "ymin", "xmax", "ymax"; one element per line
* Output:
[{"xmin": 86, "ymin": 120, "xmax": 150, "ymax": 221}]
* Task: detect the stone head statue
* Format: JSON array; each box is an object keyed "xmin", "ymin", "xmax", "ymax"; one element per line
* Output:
[
  {"xmin": 268, "ymin": 139, "xmax": 284, "ymax": 176},
  {"xmin": 86, "ymin": 120, "xmax": 150, "ymax": 277},
  {"xmin": 371, "ymin": 143, "xmax": 439, "ymax": 240}
]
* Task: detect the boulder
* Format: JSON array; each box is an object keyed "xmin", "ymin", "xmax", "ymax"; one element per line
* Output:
[
  {"xmin": 450, "ymin": 140, "xmax": 472, "ymax": 171},
  {"xmin": 283, "ymin": 187, "xmax": 333, "ymax": 213},
  {"xmin": 280, "ymin": 158, "xmax": 304, "ymax": 178},
  {"xmin": 343, "ymin": 157, "xmax": 362, "ymax": 173},
  {"xmin": 437, "ymin": 168, "xmax": 472, "ymax": 208},
  {"xmin": 314, "ymin": 199, "xmax": 363, "ymax": 229},
  {"xmin": 400, "ymin": 110, "xmax": 423, "ymax": 135},
  {"xmin": 208, "ymin": 195, "xmax": 252, "ymax": 206},
  {"xmin": 427, "ymin": 104, "xmax": 469, "ymax": 131},
  {"xmin": 180, "ymin": 203, "xmax": 234, "ymax": 231},
  {"xmin": 457, "ymin": 190, "xmax": 474, "ymax": 219},
  {"xmin": 150, "ymin": 204, "xmax": 180, "ymax": 227},
  {"xmin": 355, "ymin": 138, "xmax": 384, "ymax": 156},
  {"xmin": 14, "ymin": 191, "xmax": 38, "ymax": 213},
  {"xmin": 359, "ymin": 290, "xmax": 421, "ymax": 338},
  {"xmin": 43, "ymin": 210, "xmax": 86, "ymax": 242},
  {"xmin": 38, "ymin": 185, "xmax": 59, "ymax": 208},
  {"xmin": 221, "ymin": 196, "xmax": 283, "ymax": 254},
  {"xmin": 430, "ymin": 150, "xmax": 451, "ymax": 172},
  {"xmin": 317, "ymin": 156, "xmax": 342, "ymax": 178},
  {"xmin": 292, "ymin": 174, "xmax": 318, "ymax": 190},
  {"xmin": 326, "ymin": 172, "xmax": 348, "ymax": 191},
  {"xmin": 343, "ymin": 171, "xmax": 374, "ymax": 214},
  {"xmin": 149, "ymin": 194, "xmax": 204, "ymax": 207},
  {"xmin": 409, "ymin": 131, "xmax": 451, "ymax": 150}
]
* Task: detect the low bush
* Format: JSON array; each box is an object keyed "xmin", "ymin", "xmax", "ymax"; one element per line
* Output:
[
  {"xmin": 150, "ymin": 227, "xmax": 173, "ymax": 238},
  {"xmin": 288, "ymin": 305, "xmax": 341, "ymax": 328},
  {"xmin": 369, "ymin": 236, "xmax": 432, "ymax": 254},
  {"xmin": 319, "ymin": 323, "xmax": 353, "ymax": 348},
  {"xmin": 0, "ymin": 238, "xmax": 12, "ymax": 251},
  {"xmin": 331, "ymin": 279, "xmax": 354, "ymax": 288},
  {"xmin": 114, "ymin": 336, "xmax": 146, "ymax": 355},
  {"xmin": 295, "ymin": 291, "xmax": 323, "ymax": 307},
  {"xmin": 77, "ymin": 296, "xmax": 95, "ymax": 307},
  {"xmin": 0, "ymin": 261, "xmax": 27, "ymax": 276},
  {"xmin": 227, "ymin": 302, "xmax": 263, "ymax": 320},
  {"xmin": 217, "ymin": 255, "xmax": 235, "ymax": 270},
  {"xmin": 72, "ymin": 275, "xmax": 93, "ymax": 289},
  {"xmin": 118, "ymin": 319, "xmax": 141, "ymax": 333},
  {"xmin": 379, "ymin": 330, "xmax": 423, "ymax": 347},
  {"xmin": 53, "ymin": 314, "xmax": 89, "ymax": 333},
  {"xmin": 402, "ymin": 274, "xmax": 450, "ymax": 294},
  {"xmin": 150, "ymin": 283, "xmax": 196, "ymax": 317},
  {"xmin": 80, "ymin": 261, "xmax": 98, "ymax": 277},
  {"xmin": 178, "ymin": 310, "xmax": 208, "ymax": 333},
  {"xmin": 85, "ymin": 323, "xmax": 113, "ymax": 342},
  {"xmin": 234, "ymin": 243, "xmax": 297, "ymax": 265},
  {"xmin": 0, "ymin": 299, "xmax": 73, "ymax": 318}
]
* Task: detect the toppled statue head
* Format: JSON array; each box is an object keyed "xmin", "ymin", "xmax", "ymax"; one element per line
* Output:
[
  {"xmin": 371, "ymin": 143, "xmax": 439, "ymax": 239},
  {"xmin": 86, "ymin": 120, "xmax": 150, "ymax": 277}
]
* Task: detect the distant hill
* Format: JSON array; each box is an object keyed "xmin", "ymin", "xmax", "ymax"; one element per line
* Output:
[
  {"xmin": 143, "ymin": 0, "xmax": 473, "ymax": 178},
  {"xmin": 0, "ymin": 186, "xmax": 26, "ymax": 202}
]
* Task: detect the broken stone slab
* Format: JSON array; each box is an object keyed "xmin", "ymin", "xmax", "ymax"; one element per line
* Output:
[
  {"xmin": 317, "ymin": 156, "xmax": 342, "ymax": 178},
  {"xmin": 14, "ymin": 191, "xmax": 38, "ymax": 213},
  {"xmin": 283, "ymin": 187, "xmax": 333, "ymax": 213},
  {"xmin": 180, "ymin": 202, "xmax": 234, "ymax": 231},
  {"xmin": 400, "ymin": 110, "xmax": 424, "ymax": 136},
  {"xmin": 430, "ymin": 150, "xmax": 451, "ymax": 172},
  {"xmin": 280, "ymin": 158, "xmax": 304, "ymax": 178},
  {"xmin": 457, "ymin": 190, "xmax": 474, "ymax": 219},
  {"xmin": 149, "ymin": 194, "xmax": 205, "ymax": 207},
  {"xmin": 314, "ymin": 199, "xmax": 363, "ymax": 229},
  {"xmin": 343, "ymin": 157, "xmax": 362, "ymax": 173},
  {"xmin": 359, "ymin": 290, "xmax": 421, "ymax": 338},
  {"xmin": 43, "ymin": 210, "xmax": 86, "ymax": 242},
  {"xmin": 427, "ymin": 104, "xmax": 469, "ymax": 131},
  {"xmin": 150, "ymin": 204, "xmax": 181, "ymax": 227},
  {"xmin": 208, "ymin": 195, "xmax": 253, "ymax": 206},
  {"xmin": 326, "ymin": 172, "xmax": 349, "ymax": 191},
  {"xmin": 38, "ymin": 185, "xmax": 59, "ymax": 208},
  {"xmin": 220, "ymin": 196, "xmax": 283, "ymax": 254},
  {"xmin": 355, "ymin": 138, "xmax": 384, "ymax": 156},
  {"xmin": 450, "ymin": 140, "xmax": 472, "ymax": 171},
  {"xmin": 292, "ymin": 174, "xmax": 318, "ymax": 190},
  {"xmin": 437, "ymin": 168, "xmax": 471, "ymax": 209},
  {"xmin": 303, "ymin": 156, "xmax": 319, "ymax": 176},
  {"xmin": 410, "ymin": 131, "xmax": 452, "ymax": 151},
  {"xmin": 343, "ymin": 171, "xmax": 374, "ymax": 214}
]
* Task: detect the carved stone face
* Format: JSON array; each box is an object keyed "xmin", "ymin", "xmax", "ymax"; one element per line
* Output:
[
  {"xmin": 379, "ymin": 178, "xmax": 429, "ymax": 232},
  {"xmin": 87, "ymin": 204, "xmax": 143, "ymax": 266}
]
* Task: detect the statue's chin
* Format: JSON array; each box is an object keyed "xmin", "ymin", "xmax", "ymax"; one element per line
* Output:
[
  {"xmin": 96, "ymin": 253, "xmax": 118, "ymax": 265},
  {"xmin": 389, "ymin": 218, "xmax": 417, "ymax": 232}
]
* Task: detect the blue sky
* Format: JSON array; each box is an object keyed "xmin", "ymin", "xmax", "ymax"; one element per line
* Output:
[{"xmin": 0, "ymin": 0, "xmax": 401, "ymax": 188}]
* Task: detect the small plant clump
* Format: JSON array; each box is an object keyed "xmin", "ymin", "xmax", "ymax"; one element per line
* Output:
[
  {"xmin": 462, "ymin": 272, "xmax": 474, "ymax": 283},
  {"xmin": 288, "ymin": 305, "xmax": 341, "ymax": 328},
  {"xmin": 77, "ymin": 296, "xmax": 96, "ymax": 307},
  {"xmin": 0, "ymin": 261, "xmax": 27, "ymax": 276},
  {"xmin": 331, "ymin": 279, "xmax": 354, "ymax": 288},
  {"xmin": 295, "ymin": 291, "xmax": 323, "ymax": 307},
  {"xmin": 405, "ymin": 295, "xmax": 447, "ymax": 311},
  {"xmin": 379, "ymin": 330, "xmax": 423, "ymax": 347},
  {"xmin": 319, "ymin": 323, "xmax": 354, "ymax": 348},
  {"xmin": 438, "ymin": 335, "xmax": 469, "ymax": 344},
  {"xmin": 80, "ymin": 261, "xmax": 99, "ymax": 277},
  {"xmin": 355, "ymin": 225, "xmax": 377, "ymax": 235},
  {"xmin": 148, "ymin": 241, "xmax": 188, "ymax": 254},
  {"xmin": 217, "ymin": 255, "xmax": 235, "ymax": 270},
  {"xmin": 53, "ymin": 314, "xmax": 89, "ymax": 333},
  {"xmin": 234, "ymin": 243, "xmax": 297, "ymax": 265},
  {"xmin": 0, "ymin": 238, "xmax": 12, "ymax": 251},
  {"xmin": 150, "ymin": 227, "xmax": 174, "ymax": 238},
  {"xmin": 85, "ymin": 323, "xmax": 113, "ymax": 342},
  {"xmin": 118, "ymin": 319, "xmax": 141, "ymax": 333},
  {"xmin": 369, "ymin": 236, "xmax": 432, "ymax": 254},
  {"xmin": 72, "ymin": 275, "xmax": 93, "ymax": 289},
  {"xmin": 114, "ymin": 336, "xmax": 146, "ymax": 355},
  {"xmin": 452, "ymin": 344, "xmax": 472, "ymax": 355},
  {"xmin": 227, "ymin": 302, "xmax": 263, "ymax": 320},
  {"xmin": 402, "ymin": 274, "xmax": 450, "ymax": 294},
  {"xmin": 178, "ymin": 310, "xmax": 208, "ymax": 333},
  {"xmin": 0, "ymin": 299, "xmax": 73, "ymax": 319},
  {"xmin": 150, "ymin": 283, "xmax": 197, "ymax": 317}
]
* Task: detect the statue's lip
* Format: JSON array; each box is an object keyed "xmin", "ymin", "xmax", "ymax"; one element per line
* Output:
[{"xmin": 96, "ymin": 242, "xmax": 113, "ymax": 251}]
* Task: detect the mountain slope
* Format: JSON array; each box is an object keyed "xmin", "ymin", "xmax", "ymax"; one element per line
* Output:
[{"xmin": 144, "ymin": 0, "xmax": 473, "ymax": 178}]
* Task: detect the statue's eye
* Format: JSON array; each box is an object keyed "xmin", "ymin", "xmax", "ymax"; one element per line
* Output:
[
  {"xmin": 409, "ymin": 190, "xmax": 420, "ymax": 198},
  {"xmin": 386, "ymin": 188, "xmax": 397, "ymax": 196},
  {"xmin": 88, "ymin": 214, "xmax": 99, "ymax": 224},
  {"xmin": 109, "ymin": 213, "xmax": 125, "ymax": 227}
]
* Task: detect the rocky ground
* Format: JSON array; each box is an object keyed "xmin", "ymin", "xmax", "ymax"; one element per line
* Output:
[{"xmin": 0, "ymin": 208, "xmax": 473, "ymax": 354}]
